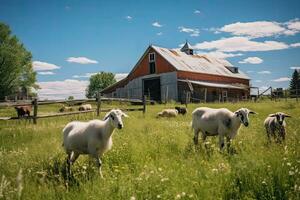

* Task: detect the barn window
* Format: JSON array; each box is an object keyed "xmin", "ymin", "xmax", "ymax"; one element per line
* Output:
[
  {"xmin": 149, "ymin": 53, "xmax": 155, "ymax": 62},
  {"xmin": 149, "ymin": 52, "xmax": 156, "ymax": 74},
  {"xmin": 149, "ymin": 62, "xmax": 156, "ymax": 74}
]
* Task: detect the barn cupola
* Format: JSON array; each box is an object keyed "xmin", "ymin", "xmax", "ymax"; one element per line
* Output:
[{"xmin": 180, "ymin": 41, "xmax": 194, "ymax": 55}]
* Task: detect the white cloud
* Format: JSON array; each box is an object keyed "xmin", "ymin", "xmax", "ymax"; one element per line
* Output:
[
  {"xmin": 217, "ymin": 19, "xmax": 300, "ymax": 38},
  {"xmin": 178, "ymin": 26, "xmax": 200, "ymax": 37},
  {"xmin": 258, "ymin": 70, "xmax": 271, "ymax": 74},
  {"xmin": 255, "ymin": 80, "xmax": 262, "ymax": 83},
  {"xmin": 37, "ymin": 79, "xmax": 89, "ymax": 100},
  {"xmin": 272, "ymin": 77, "xmax": 291, "ymax": 82},
  {"xmin": 152, "ymin": 22, "xmax": 163, "ymax": 27},
  {"xmin": 286, "ymin": 18, "xmax": 300, "ymax": 31},
  {"xmin": 38, "ymin": 71, "xmax": 55, "ymax": 75},
  {"xmin": 115, "ymin": 73, "xmax": 128, "ymax": 81},
  {"xmin": 194, "ymin": 10, "xmax": 201, "ymax": 14},
  {"xmin": 32, "ymin": 61, "xmax": 61, "ymax": 71},
  {"xmin": 290, "ymin": 42, "xmax": 300, "ymax": 47},
  {"xmin": 126, "ymin": 16, "xmax": 132, "ymax": 20},
  {"xmin": 197, "ymin": 51, "xmax": 243, "ymax": 59},
  {"xmin": 239, "ymin": 57, "xmax": 263, "ymax": 64},
  {"xmin": 290, "ymin": 66, "xmax": 300, "ymax": 70},
  {"xmin": 67, "ymin": 57, "xmax": 98, "ymax": 64},
  {"xmin": 219, "ymin": 21, "xmax": 286, "ymax": 38},
  {"xmin": 157, "ymin": 32, "xmax": 163, "ymax": 36},
  {"xmin": 193, "ymin": 36, "xmax": 289, "ymax": 52},
  {"xmin": 246, "ymin": 70, "xmax": 254, "ymax": 73}
]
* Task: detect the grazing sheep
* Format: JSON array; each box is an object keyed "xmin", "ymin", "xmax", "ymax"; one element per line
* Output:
[
  {"xmin": 192, "ymin": 107, "xmax": 256, "ymax": 150},
  {"xmin": 15, "ymin": 106, "xmax": 32, "ymax": 118},
  {"xmin": 59, "ymin": 106, "xmax": 74, "ymax": 112},
  {"xmin": 157, "ymin": 109, "xmax": 178, "ymax": 118},
  {"xmin": 78, "ymin": 104, "xmax": 92, "ymax": 111},
  {"xmin": 175, "ymin": 106, "xmax": 188, "ymax": 115},
  {"xmin": 62, "ymin": 109, "xmax": 128, "ymax": 178},
  {"xmin": 264, "ymin": 112, "xmax": 291, "ymax": 142}
]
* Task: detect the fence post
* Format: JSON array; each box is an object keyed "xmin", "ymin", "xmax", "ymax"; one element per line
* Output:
[
  {"xmin": 185, "ymin": 91, "xmax": 188, "ymax": 107},
  {"xmin": 204, "ymin": 88, "xmax": 207, "ymax": 103},
  {"xmin": 33, "ymin": 98, "xmax": 38, "ymax": 124},
  {"xmin": 143, "ymin": 95, "xmax": 146, "ymax": 114},
  {"xmin": 96, "ymin": 91, "xmax": 101, "ymax": 116}
]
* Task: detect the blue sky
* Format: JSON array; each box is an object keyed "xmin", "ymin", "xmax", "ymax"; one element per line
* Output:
[{"xmin": 1, "ymin": 0, "xmax": 300, "ymax": 99}]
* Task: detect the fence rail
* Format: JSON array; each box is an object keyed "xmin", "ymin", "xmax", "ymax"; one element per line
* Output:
[{"xmin": 0, "ymin": 96, "xmax": 149, "ymax": 124}]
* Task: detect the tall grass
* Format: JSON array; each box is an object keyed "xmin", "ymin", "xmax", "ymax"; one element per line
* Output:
[{"xmin": 0, "ymin": 100, "xmax": 299, "ymax": 199}]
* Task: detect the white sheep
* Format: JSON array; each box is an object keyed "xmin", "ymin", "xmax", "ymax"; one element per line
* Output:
[
  {"xmin": 264, "ymin": 112, "xmax": 291, "ymax": 142},
  {"xmin": 156, "ymin": 109, "xmax": 178, "ymax": 118},
  {"xmin": 62, "ymin": 109, "xmax": 128, "ymax": 178},
  {"xmin": 192, "ymin": 107, "xmax": 256, "ymax": 150},
  {"xmin": 78, "ymin": 104, "xmax": 92, "ymax": 111}
]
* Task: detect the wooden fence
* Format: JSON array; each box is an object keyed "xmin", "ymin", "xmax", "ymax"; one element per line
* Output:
[{"xmin": 0, "ymin": 95, "xmax": 149, "ymax": 124}]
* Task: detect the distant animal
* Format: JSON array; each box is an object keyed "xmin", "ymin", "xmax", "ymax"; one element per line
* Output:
[
  {"xmin": 15, "ymin": 106, "xmax": 32, "ymax": 118},
  {"xmin": 78, "ymin": 104, "xmax": 92, "ymax": 111},
  {"xmin": 192, "ymin": 107, "xmax": 256, "ymax": 150},
  {"xmin": 264, "ymin": 112, "xmax": 291, "ymax": 142},
  {"xmin": 62, "ymin": 109, "xmax": 128, "ymax": 178},
  {"xmin": 157, "ymin": 109, "xmax": 178, "ymax": 118},
  {"xmin": 59, "ymin": 106, "xmax": 74, "ymax": 112},
  {"xmin": 175, "ymin": 106, "xmax": 188, "ymax": 115}
]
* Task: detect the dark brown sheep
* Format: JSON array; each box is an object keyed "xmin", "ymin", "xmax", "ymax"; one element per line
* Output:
[{"xmin": 15, "ymin": 106, "xmax": 32, "ymax": 118}]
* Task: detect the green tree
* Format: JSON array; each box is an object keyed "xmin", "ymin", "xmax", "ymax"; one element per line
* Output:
[
  {"xmin": 0, "ymin": 23, "xmax": 37, "ymax": 100},
  {"xmin": 289, "ymin": 70, "xmax": 299, "ymax": 96},
  {"xmin": 86, "ymin": 72, "xmax": 116, "ymax": 98},
  {"xmin": 67, "ymin": 96, "xmax": 74, "ymax": 100}
]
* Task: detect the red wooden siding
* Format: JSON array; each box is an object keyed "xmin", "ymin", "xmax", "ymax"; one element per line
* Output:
[{"xmin": 127, "ymin": 48, "xmax": 176, "ymax": 81}]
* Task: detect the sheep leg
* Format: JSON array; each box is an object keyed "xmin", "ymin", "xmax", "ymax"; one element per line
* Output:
[
  {"xmin": 226, "ymin": 137, "xmax": 231, "ymax": 150},
  {"xmin": 202, "ymin": 133, "xmax": 208, "ymax": 148},
  {"xmin": 90, "ymin": 150, "xmax": 104, "ymax": 178},
  {"xmin": 219, "ymin": 135, "xmax": 225, "ymax": 150},
  {"xmin": 67, "ymin": 151, "xmax": 79, "ymax": 174},
  {"xmin": 280, "ymin": 127, "xmax": 286, "ymax": 141},
  {"xmin": 96, "ymin": 158, "xmax": 104, "ymax": 178},
  {"xmin": 266, "ymin": 127, "xmax": 271, "ymax": 143},
  {"xmin": 193, "ymin": 129, "xmax": 200, "ymax": 145}
]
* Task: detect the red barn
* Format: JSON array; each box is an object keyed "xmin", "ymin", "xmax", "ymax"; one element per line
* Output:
[{"xmin": 102, "ymin": 42, "xmax": 250, "ymax": 102}]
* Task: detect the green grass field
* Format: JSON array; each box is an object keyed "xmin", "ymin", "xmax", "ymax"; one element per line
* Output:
[{"xmin": 0, "ymin": 100, "xmax": 299, "ymax": 199}]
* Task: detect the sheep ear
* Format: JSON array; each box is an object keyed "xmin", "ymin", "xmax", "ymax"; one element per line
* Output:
[
  {"xmin": 269, "ymin": 114, "xmax": 276, "ymax": 117},
  {"xmin": 121, "ymin": 112, "xmax": 129, "ymax": 118},
  {"xmin": 249, "ymin": 110, "xmax": 257, "ymax": 114},
  {"xmin": 234, "ymin": 111, "xmax": 240, "ymax": 116},
  {"xmin": 283, "ymin": 114, "xmax": 291, "ymax": 118}
]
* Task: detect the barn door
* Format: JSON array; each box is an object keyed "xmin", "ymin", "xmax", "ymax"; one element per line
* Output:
[{"xmin": 143, "ymin": 78, "xmax": 161, "ymax": 102}]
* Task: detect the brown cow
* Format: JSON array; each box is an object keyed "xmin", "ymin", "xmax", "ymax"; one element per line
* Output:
[{"xmin": 15, "ymin": 106, "xmax": 32, "ymax": 118}]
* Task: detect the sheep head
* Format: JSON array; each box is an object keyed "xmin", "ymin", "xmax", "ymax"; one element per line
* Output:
[
  {"xmin": 104, "ymin": 109, "xmax": 128, "ymax": 129},
  {"xmin": 269, "ymin": 112, "xmax": 291, "ymax": 125},
  {"xmin": 234, "ymin": 108, "xmax": 257, "ymax": 127}
]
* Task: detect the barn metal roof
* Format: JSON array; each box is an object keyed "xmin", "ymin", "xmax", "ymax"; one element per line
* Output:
[
  {"xmin": 178, "ymin": 79, "xmax": 249, "ymax": 90},
  {"xmin": 152, "ymin": 45, "xmax": 250, "ymax": 80}
]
